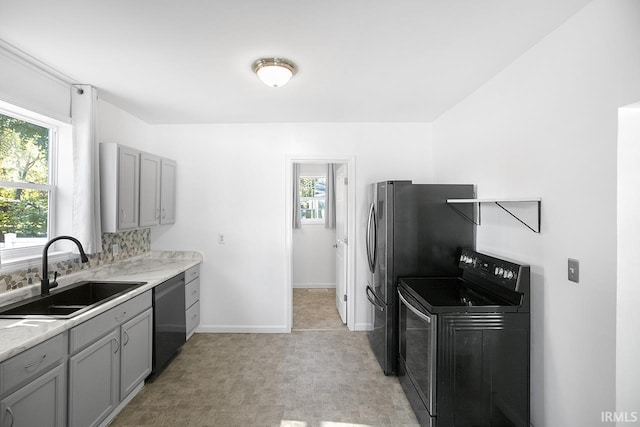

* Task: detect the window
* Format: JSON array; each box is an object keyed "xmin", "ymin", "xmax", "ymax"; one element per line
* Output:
[
  {"xmin": 299, "ymin": 175, "xmax": 326, "ymax": 223},
  {"xmin": 0, "ymin": 110, "xmax": 56, "ymax": 261}
]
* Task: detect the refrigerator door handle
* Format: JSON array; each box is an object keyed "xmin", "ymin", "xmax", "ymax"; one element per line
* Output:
[
  {"xmin": 366, "ymin": 202, "xmax": 377, "ymax": 273},
  {"xmin": 366, "ymin": 285, "xmax": 385, "ymax": 311},
  {"xmin": 366, "ymin": 202, "xmax": 374, "ymax": 272}
]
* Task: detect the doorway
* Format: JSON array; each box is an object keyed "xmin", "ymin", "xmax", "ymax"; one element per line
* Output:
[{"xmin": 285, "ymin": 155, "xmax": 355, "ymax": 332}]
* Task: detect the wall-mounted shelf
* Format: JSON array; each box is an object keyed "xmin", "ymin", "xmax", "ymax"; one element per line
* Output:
[{"xmin": 447, "ymin": 198, "xmax": 542, "ymax": 233}]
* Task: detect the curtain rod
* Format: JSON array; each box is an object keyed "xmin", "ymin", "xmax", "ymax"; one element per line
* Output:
[{"xmin": 0, "ymin": 38, "xmax": 76, "ymax": 86}]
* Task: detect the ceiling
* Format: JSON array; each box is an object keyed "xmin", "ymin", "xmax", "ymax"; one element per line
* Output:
[{"xmin": 0, "ymin": 0, "xmax": 591, "ymax": 124}]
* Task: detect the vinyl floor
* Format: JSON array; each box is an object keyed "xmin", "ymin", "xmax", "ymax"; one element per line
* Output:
[
  {"xmin": 109, "ymin": 289, "xmax": 419, "ymax": 427},
  {"xmin": 292, "ymin": 288, "xmax": 347, "ymax": 331}
]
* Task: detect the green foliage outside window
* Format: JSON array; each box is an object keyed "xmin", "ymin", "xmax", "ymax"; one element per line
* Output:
[
  {"xmin": 0, "ymin": 113, "xmax": 50, "ymax": 238},
  {"xmin": 299, "ymin": 176, "xmax": 326, "ymax": 221}
]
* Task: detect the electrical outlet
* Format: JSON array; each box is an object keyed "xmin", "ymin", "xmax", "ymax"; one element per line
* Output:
[
  {"xmin": 112, "ymin": 243, "xmax": 119, "ymax": 256},
  {"xmin": 568, "ymin": 258, "xmax": 579, "ymax": 283},
  {"xmin": 218, "ymin": 234, "xmax": 225, "ymax": 244}
]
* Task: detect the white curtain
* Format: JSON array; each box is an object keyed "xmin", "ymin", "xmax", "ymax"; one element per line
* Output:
[
  {"xmin": 325, "ymin": 163, "xmax": 336, "ymax": 229},
  {"xmin": 71, "ymin": 85, "xmax": 102, "ymax": 254},
  {"xmin": 292, "ymin": 163, "xmax": 301, "ymax": 229}
]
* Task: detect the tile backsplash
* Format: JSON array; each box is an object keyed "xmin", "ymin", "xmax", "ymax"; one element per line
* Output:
[{"xmin": 0, "ymin": 228, "xmax": 151, "ymax": 293}]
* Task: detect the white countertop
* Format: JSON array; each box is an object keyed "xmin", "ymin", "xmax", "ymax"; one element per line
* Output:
[{"xmin": 0, "ymin": 251, "xmax": 202, "ymax": 363}]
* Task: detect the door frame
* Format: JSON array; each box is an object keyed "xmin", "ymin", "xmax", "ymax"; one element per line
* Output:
[{"xmin": 285, "ymin": 154, "xmax": 356, "ymax": 331}]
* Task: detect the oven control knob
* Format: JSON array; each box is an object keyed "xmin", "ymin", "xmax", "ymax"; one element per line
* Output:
[
  {"xmin": 494, "ymin": 267, "xmax": 500, "ymax": 275},
  {"xmin": 506, "ymin": 270, "xmax": 514, "ymax": 279},
  {"xmin": 497, "ymin": 267, "xmax": 504, "ymax": 276}
]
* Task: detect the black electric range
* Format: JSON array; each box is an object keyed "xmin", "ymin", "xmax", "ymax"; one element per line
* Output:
[{"xmin": 397, "ymin": 248, "xmax": 530, "ymax": 427}]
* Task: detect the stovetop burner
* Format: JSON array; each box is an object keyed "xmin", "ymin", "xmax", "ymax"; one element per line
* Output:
[
  {"xmin": 399, "ymin": 277, "xmax": 515, "ymax": 312},
  {"xmin": 398, "ymin": 249, "xmax": 530, "ymax": 314}
]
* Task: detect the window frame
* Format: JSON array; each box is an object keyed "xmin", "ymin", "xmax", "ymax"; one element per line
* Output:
[
  {"xmin": 0, "ymin": 106, "xmax": 58, "ymax": 265},
  {"xmin": 299, "ymin": 174, "xmax": 326, "ymax": 225}
]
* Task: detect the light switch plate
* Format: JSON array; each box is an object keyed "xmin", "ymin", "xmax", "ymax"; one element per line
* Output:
[
  {"xmin": 218, "ymin": 234, "xmax": 225, "ymax": 244},
  {"xmin": 568, "ymin": 258, "xmax": 579, "ymax": 283}
]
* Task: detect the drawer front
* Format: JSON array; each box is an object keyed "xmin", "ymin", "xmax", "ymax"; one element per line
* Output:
[
  {"xmin": 185, "ymin": 277, "xmax": 200, "ymax": 309},
  {"xmin": 185, "ymin": 265, "xmax": 200, "ymax": 284},
  {"xmin": 70, "ymin": 290, "xmax": 152, "ymax": 354},
  {"xmin": 0, "ymin": 333, "xmax": 67, "ymax": 395},
  {"xmin": 186, "ymin": 300, "xmax": 200, "ymax": 335}
]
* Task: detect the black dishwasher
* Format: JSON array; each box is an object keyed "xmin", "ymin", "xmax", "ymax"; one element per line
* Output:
[{"xmin": 149, "ymin": 273, "xmax": 186, "ymax": 381}]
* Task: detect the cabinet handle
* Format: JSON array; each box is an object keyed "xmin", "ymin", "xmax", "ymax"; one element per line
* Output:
[
  {"xmin": 161, "ymin": 208, "xmax": 166, "ymax": 219},
  {"xmin": 120, "ymin": 208, "xmax": 125, "ymax": 221},
  {"xmin": 191, "ymin": 289, "xmax": 198, "ymax": 295},
  {"xmin": 191, "ymin": 314, "xmax": 198, "ymax": 320},
  {"xmin": 24, "ymin": 354, "xmax": 47, "ymax": 370},
  {"xmin": 113, "ymin": 337, "xmax": 120, "ymax": 354},
  {"xmin": 6, "ymin": 407, "xmax": 14, "ymax": 427},
  {"xmin": 115, "ymin": 311, "xmax": 126, "ymax": 322},
  {"xmin": 123, "ymin": 329, "xmax": 130, "ymax": 346},
  {"xmin": 156, "ymin": 208, "xmax": 161, "ymax": 220}
]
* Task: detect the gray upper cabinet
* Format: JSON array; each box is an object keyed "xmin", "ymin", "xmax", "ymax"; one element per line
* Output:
[
  {"xmin": 100, "ymin": 143, "xmax": 140, "ymax": 232},
  {"xmin": 139, "ymin": 153, "xmax": 161, "ymax": 227},
  {"xmin": 160, "ymin": 158, "xmax": 176, "ymax": 224},
  {"xmin": 117, "ymin": 146, "xmax": 140, "ymax": 230},
  {"xmin": 100, "ymin": 143, "xmax": 176, "ymax": 232}
]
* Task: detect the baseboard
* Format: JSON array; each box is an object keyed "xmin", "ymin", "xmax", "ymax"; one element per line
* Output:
[
  {"xmin": 197, "ymin": 325, "xmax": 290, "ymax": 333},
  {"xmin": 293, "ymin": 282, "xmax": 336, "ymax": 289},
  {"xmin": 354, "ymin": 322, "xmax": 372, "ymax": 331}
]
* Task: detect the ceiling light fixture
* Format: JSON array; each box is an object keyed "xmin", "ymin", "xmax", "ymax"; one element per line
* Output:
[{"xmin": 252, "ymin": 58, "xmax": 297, "ymax": 88}]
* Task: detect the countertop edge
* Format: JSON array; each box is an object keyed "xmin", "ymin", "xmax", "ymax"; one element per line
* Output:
[{"xmin": 0, "ymin": 253, "xmax": 202, "ymax": 363}]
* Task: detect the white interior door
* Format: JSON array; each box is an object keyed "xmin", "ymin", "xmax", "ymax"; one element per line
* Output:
[{"xmin": 335, "ymin": 164, "xmax": 348, "ymax": 323}]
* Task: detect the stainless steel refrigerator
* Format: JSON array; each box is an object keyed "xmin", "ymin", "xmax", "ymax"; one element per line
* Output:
[{"xmin": 364, "ymin": 181, "xmax": 476, "ymax": 375}]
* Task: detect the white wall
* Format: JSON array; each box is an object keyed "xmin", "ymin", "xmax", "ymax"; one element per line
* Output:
[
  {"xmin": 293, "ymin": 163, "xmax": 337, "ymax": 288},
  {"xmin": 149, "ymin": 123, "xmax": 432, "ymax": 332},
  {"xmin": 97, "ymin": 99, "xmax": 152, "ymax": 152},
  {"xmin": 616, "ymin": 104, "xmax": 640, "ymax": 419},
  {"xmin": 431, "ymin": 1, "xmax": 640, "ymax": 426}
]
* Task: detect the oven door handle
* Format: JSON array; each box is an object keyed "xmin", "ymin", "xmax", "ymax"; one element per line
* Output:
[
  {"xmin": 366, "ymin": 285, "xmax": 385, "ymax": 312},
  {"xmin": 398, "ymin": 290, "xmax": 431, "ymax": 323}
]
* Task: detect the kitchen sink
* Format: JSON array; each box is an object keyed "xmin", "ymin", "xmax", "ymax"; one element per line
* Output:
[{"xmin": 0, "ymin": 280, "xmax": 147, "ymax": 319}]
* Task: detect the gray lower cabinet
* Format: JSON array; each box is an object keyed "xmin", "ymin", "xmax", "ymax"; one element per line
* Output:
[
  {"xmin": 68, "ymin": 329, "xmax": 120, "ymax": 427},
  {"xmin": 0, "ymin": 363, "xmax": 66, "ymax": 427},
  {"xmin": 0, "ymin": 333, "xmax": 67, "ymax": 427},
  {"xmin": 120, "ymin": 308, "xmax": 152, "ymax": 399},
  {"xmin": 68, "ymin": 291, "xmax": 152, "ymax": 427},
  {"xmin": 185, "ymin": 265, "xmax": 200, "ymax": 340}
]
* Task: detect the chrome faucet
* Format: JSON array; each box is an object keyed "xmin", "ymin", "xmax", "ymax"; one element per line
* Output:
[{"xmin": 41, "ymin": 236, "xmax": 89, "ymax": 296}]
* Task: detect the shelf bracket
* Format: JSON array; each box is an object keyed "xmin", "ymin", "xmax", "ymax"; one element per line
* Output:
[
  {"xmin": 446, "ymin": 197, "xmax": 542, "ymax": 233},
  {"xmin": 494, "ymin": 201, "xmax": 541, "ymax": 233},
  {"xmin": 448, "ymin": 203, "xmax": 481, "ymax": 226}
]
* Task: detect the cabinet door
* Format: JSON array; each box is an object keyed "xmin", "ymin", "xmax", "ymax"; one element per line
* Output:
[
  {"xmin": 139, "ymin": 153, "xmax": 161, "ymax": 227},
  {"xmin": 0, "ymin": 363, "xmax": 66, "ymax": 427},
  {"xmin": 117, "ymin": 146, "xmax": 140, "ymax": 230},
  {"xmin": 160, "ymin": 158, "xmax": 176, "ymax": 224},
  {"xmin": 120, "ymin": 308, "xmax": 152, "ymax": 400},
  {"xmin": 68, "ymin": 330, "xmax": 120, "ymax": 427}
]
